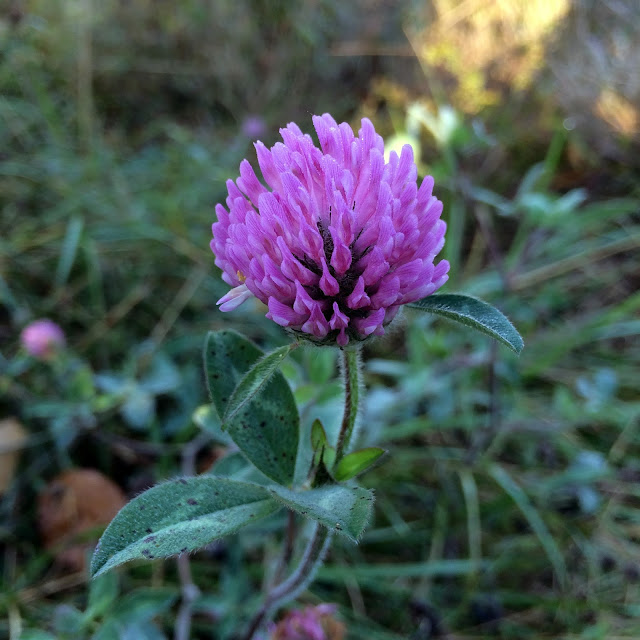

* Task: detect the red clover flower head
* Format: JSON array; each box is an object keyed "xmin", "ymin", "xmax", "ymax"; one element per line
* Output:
[
  {"xmin": 269, "ymin": 604, "xmax": 344, "ymax": 640},
  {"xmin": 212, "ymin": 114, "xmax": 449, "ymax": 346},
  {"xmin": 20, "ymin": 319, "xmax": 65, "ymax": 359}
]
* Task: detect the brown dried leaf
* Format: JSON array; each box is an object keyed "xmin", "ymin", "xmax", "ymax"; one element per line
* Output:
[
  {"xmin": 38, "ymin": 469, "xmax": 127, "ymax": 571},
  {"xmin": 0, "ymin": 418, "xmax": 28, "ymax": 494}
]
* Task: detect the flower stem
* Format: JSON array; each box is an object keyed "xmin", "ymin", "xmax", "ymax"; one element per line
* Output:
[
  {"xmin": 335, "ymin": 346, "xmax": 361, "ymax": 462},
  {"xmin": 242, "ymin": 524, "xmax": 332, "ymax": 640}
]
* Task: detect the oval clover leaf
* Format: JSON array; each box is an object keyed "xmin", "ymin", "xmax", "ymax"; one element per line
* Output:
[
  {"xmin": 90, "ymin": 477, "xmax": 280, "ymax": 577},
  {"xmin": 267, "ymin": 484, "xmax": 374, "ymax": 542},
  {"xmin": 408, "ymin": 294, "xmax": 524, "ymax": 354},
  {"xmin": 203, "ymin": 331, "xmax": 300, "ymax": 485}
]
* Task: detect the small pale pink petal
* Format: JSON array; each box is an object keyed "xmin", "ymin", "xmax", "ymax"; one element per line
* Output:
[{"xmin": 217, "ymin": 284, "xmax": 254, "ymax": 312}]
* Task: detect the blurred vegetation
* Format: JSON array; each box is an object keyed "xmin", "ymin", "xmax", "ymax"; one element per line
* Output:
[{"xmin": 1, "ymin": 0, "xmax": 639, "ymax": 638}]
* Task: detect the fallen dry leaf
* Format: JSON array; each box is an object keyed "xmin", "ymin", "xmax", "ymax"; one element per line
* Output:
[
  {"xmin": 0, "ymin": 418, "xmax": 28, "ymax": 494},
  {"xmin": 38, "ymin": 469, "xmax": 127, "ymax": 571}
]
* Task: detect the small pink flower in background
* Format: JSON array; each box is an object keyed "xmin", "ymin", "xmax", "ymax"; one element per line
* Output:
[
  {"xmin": 212, "ymin": 114, "xmax": 449, "ymax": 346},
  {"xmin": 20, "ymin": 319, "xmax": 65, "ymax": 359},
  {"xmin": 242, "ymin": 115, "xmax": 267, "ymax": 139},
  {"xmin": 269, "ymin": 604, "xmax": 345, "ymax": 640}
]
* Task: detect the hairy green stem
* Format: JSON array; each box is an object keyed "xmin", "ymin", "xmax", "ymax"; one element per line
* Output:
[
  {"xmin": 242, "ymin": 524, "xmax": 332, "ymax": 640},
  {"xmin": 335, "ymin": 346, "xmax": 361, "ymax": 461}
]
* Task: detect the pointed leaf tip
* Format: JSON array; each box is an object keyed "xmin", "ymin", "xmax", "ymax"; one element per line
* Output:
[{"xmin": 408, "ymin": 293, "xmax": 524, "ymax": 354}]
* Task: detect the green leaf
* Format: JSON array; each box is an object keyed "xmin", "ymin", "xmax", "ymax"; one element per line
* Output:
[
  {"xmin": 224, "ymin": 343, "xmax": 297, "ymax": 426},
  {"xmin": 53, "ymin": 605, "xmax": 85, "ymax": 634},
  {"xmin": 203, "ymin": 330, "xmax": 263, "ymax": 416},
  {"xmin": 333, "ymin": 447, "xmax": 386, "ymax": 482},
  {"xmin": 208, "ymin": 451, "xmax": 253, "ymax": 479},
  {"xmin": 408, "ymin": 293, "xmax": 524, "ymax": 354},
  {"xmin": 307, "ymin": 348, "xmax": 337, "ymax": 385},
  {"xmin": 267, "ymin": 484, "xmax": 374, "ymax": 542},
  {"xmin": 111, "ymin": 587, "xmax": 177, "ymax": 624},
  {"xmin": 122, "ymin": 387, "xmax": 155, "ymax": 430},
  {"xmin": 20, "ymin": 632, "xmax": 57, "ymax": 640},
  {"xmin": 94, "ymin": 620, "xmax": 166, "ymax": 640},
  {"xmin": 86, "ymin": 571, "xmax": 119, "ymax": 619},
  {"xmin": 309, "ymin": 418, "xmax": 336, "ymax": 485},
  {"xmin": 90, "ymin": 477, "xmax": 281, "ymax": 577},
  {"xmin": 55, "ymin": 214, "xmax": 84, "ymax": 286},
  {"xmin": 192, "ymin": 404, "xmax": 234, "ymax": 445},
  {"xmin": 139, "ymin": 353, "xmax": 181, "ymax": 394},
  {"xmin": 203, "ymin": 331, "xmax": 299, "ymax": 485},
  {"xmin": 311, "ymin": 418, "xmax": 329, "ymax": 466},
  {"xmin": 311, "ymin": 418, "xmax": 327, "ymax": 450}
]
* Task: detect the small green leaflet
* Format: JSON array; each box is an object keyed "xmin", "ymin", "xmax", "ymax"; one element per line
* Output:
[
  {"xmin": 333, "ymin": 447, "xmax": 386, "ymax": 482},
  {"xmin": 408, "ymin": 293, "xmax": 524, "ymax": 354},
  {"xmin": 309, "ymin": 418, "xmax": 336, "ymax": 485}
]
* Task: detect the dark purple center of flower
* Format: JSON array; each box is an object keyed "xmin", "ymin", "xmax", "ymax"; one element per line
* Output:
[{"xmin": 299, "ymin": 207, "xmax": 373, "ymax": 328}]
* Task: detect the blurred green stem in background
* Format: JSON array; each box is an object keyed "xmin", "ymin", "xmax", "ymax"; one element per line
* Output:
[{"xmin": 242, "ymin": 524, "xmax": 332, "ymax": 640}]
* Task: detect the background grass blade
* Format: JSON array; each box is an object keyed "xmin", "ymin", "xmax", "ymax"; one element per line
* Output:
[{"xmin": 488, "ymin": 463, "xmax": 567, "ymax": 589}]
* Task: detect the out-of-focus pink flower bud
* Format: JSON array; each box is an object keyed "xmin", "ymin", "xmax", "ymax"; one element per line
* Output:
[{"xmin": 20, "ymin": 319, "xmax": 65, "ymax": 360}]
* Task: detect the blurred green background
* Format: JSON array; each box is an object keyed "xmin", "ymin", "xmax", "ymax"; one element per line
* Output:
[{"xmin": 1, "ymin": 0, "xmax": 639, "ymax": 638}]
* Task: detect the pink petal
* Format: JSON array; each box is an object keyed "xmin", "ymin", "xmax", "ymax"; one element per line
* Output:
[
  {"xmin": 266, "ymin": 298, "xmax": 306, "ymax": 327},
  {"xmin": 217, "ymin": 284, "xmax": 253, "ymax": 312}
]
